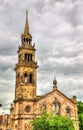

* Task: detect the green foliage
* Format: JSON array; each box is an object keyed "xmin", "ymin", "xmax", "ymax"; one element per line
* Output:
[
  {"xmin": 31, "ymin": 112, "xmax": 75, "ymax": 130},
  {"xmin": 78, "ymin": 101, "xmax": 83, "ymax": 114},
  {"xmin": 78, "ymin": 101, "xmax": 83, "ymax": 130}
]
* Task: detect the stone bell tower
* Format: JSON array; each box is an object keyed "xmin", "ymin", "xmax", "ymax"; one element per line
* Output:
[
  {"xmin": 14, "ymin": 11, "xmax": 38, "ymax": 102},
  {"xmin": 12, "ymin": 11, "xmax": 38, "ymax": 130}
]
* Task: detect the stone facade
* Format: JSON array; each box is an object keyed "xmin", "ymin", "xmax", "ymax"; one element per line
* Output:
[
  {"xmin": 0, "ymin": 114, "xmax": 10, "ymax": 130},
  {"xmin": 0, "ymin": 11, "xmax": 79, "ymax": 130}
]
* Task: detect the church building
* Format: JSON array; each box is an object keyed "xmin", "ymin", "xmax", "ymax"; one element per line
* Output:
[{"xmin": 0, "ymin": 11, "xmax": 79, "ymax": 130}]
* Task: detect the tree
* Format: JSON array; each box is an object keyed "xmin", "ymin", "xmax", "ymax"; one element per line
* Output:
[
  {"xmin": 31, "ymin": 112, "xmax": 75, "ymax": 130},
  {"xmin": 78, "ymin": 101, "xmax": 83, "ymax": 130}
]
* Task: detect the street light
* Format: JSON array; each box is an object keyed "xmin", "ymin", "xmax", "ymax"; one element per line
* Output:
[
  {"xmin": 0, "ymin": 104, "xmax": 2, "ymax": 107},
  {"xmin": 0, "ymin": 104, "xmax": 2, "ymax": 115},
  {"xmin": 0, "ymin": 105, "xmax": 3, "ymax": 130}
]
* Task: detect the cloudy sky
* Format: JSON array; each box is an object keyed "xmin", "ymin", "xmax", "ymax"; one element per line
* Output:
[{"xmin": 0, "ymin": 0, "xmax": 83, "ymax": 113}]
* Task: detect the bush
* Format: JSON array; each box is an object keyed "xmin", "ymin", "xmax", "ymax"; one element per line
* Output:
[{"xmin": 31, "ymin": 112, "xmax": 75, "ymax": 130}]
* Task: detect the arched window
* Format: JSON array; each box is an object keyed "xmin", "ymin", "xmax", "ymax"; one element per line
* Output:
[
  {"xmin": 29, "ymin": 73, "xmax": 33, "ymax": 83},
  {"xmin": 29, "ymin": 39, "xmax": 31, "ymax": 44},
  {"xmin": 30, "ymin": 54, "xmax": 32, "ymax": 61},
  {"xmin": 28, "ymin": 54, "xmax": 29, "ymax": 61},
  {"xmin": 52, "ymin": 102, "xmax": 60, "ymax": 114},
  {"xmin": 26, "ymin": 38, "xmax": 28, "ymax": 43},
  {"xmin": 24, "ymin": 73, "xmax": 27, "ymax": 83},
  {"xmin": 25, "ymin": 53, "xmax": 27, "ymax": 61},
  {"xmin": 42, "ymin": 104, "xmax": 46, "ymax": 113},
  {"xmin": 24, "ymin": 38, "xmax": 26, "ymax": 42},
  {"xmin": 66, "ymin": 106, "xmax": 71, "ymax": 117}
]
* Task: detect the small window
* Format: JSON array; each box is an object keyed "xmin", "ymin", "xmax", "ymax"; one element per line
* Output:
[
  {"xmin": 66, "ymin": 106, "xmax": 71, "ymax": 117},
  {"xmin": 4, "ymin": 118, "xmax": 7, "ymax": 123},
  {"xmin": 24, "ymin": 73, "xmax": 27, "ymax": 83},
  {"xmin": 42, "ymin": 105, "xmax": 46, "ymax": 113}
]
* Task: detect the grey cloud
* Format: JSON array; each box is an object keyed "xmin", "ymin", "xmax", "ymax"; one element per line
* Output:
[
  {"xmin": 0, "ymin": 39, "xmax": 18, "ymax": 56},
  {"xmin": 0, "ymin": 68, "xmax": 15, "ymax": 113},
  {"xmin": 0, "ymin": 98, "xmax": 13, "ymax": 113},
  {"xmin": 65, "ymin": 1, "xmax": 83, "ymax": 26},
  {"xmin": 0, "ymin": 55, "xmax": 16, "ymax": 70}
]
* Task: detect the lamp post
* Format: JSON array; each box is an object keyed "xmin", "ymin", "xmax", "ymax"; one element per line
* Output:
[
  {"xmin": 0, "ymin": 104, "xmax": 2, "ymax": 130},
  {"xmin": 0, "ymin": 104, "xmax": 2, "ymax": 115}
]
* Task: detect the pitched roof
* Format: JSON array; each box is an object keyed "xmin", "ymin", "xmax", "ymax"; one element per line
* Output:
[{"xmin": 36, "ymin": 88, "xmax": 75, "ymax": 105}]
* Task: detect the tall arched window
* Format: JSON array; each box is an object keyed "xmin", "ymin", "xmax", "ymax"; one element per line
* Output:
[
  {"xmin": 66, "ymin": 106, "xmax": 71, "ymax": 117},
  {"xmin": 28, "ymin": 54, "xmax": 29, "ymax": 61},
  {"xmin": 30, "ymin": 54, "xmax": 32, "ymax": 61},
  {"xmin": 24, "ymin": 38, "xmax": 26, "ymax": 42},
  {"xmin": 29, "ymin": 73, "xmax": 33, "ymax": 83},
  {"xmin": 52, "ymin": 102, "xmax": 60, "ymax": 115},
  {"xmin": 25, "ymin": 53, "xmax": 27, "ymax": 61},
  {"xmin": 26, "ymin": 38, "xmax": 28, "ymax": 43}
]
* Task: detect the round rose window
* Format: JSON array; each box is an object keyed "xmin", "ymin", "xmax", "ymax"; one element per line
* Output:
[{"xmin": 25, "ymin": 105, "xmax": 31, "ymax": 113}]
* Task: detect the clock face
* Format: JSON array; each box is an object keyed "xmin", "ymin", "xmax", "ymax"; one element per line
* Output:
[{"xmin": 25, "ymin": 105, "xmax": 31, "ymax": 113}]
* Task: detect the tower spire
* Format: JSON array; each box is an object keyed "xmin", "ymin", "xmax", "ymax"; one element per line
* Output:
[
  {"xmin": 24, "ymin": 10, "xmax": 29, "ymax": 34},
  {"xmin": 21, "ymin": 10, "xmax": 32, "ymax": 45}
]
